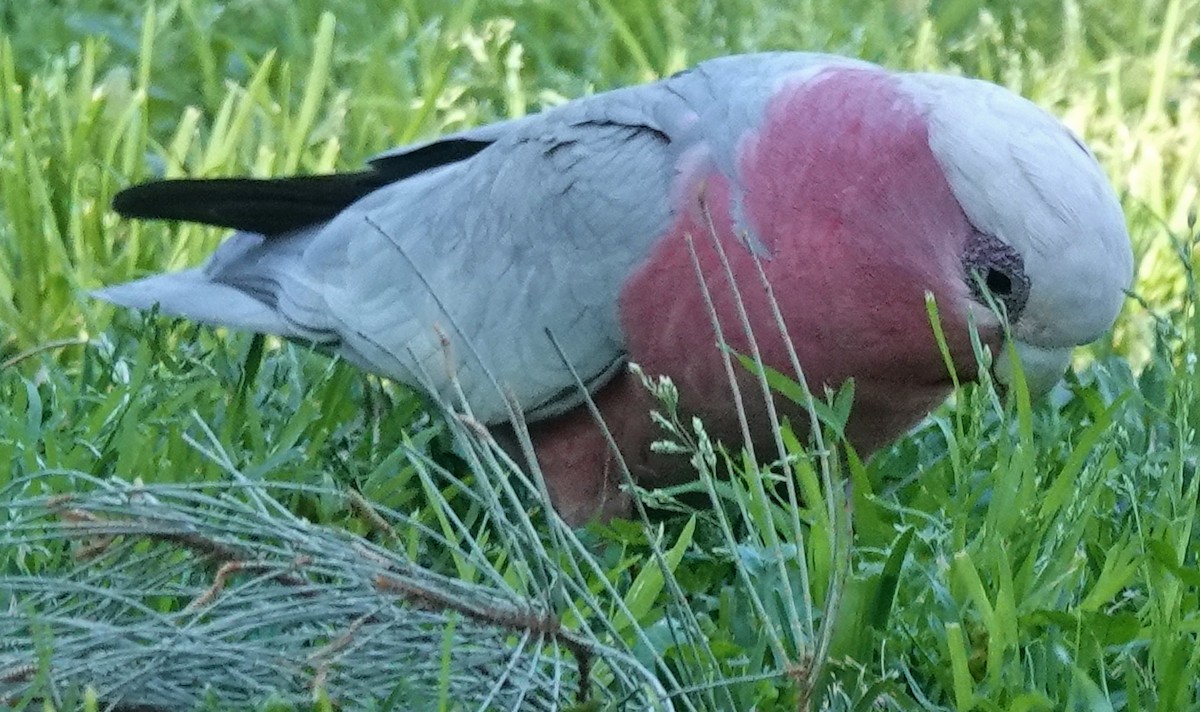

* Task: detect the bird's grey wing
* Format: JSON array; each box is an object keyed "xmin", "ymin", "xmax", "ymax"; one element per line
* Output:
[
  {"xmin": 96, "ymin": 95, "xmax": 684, "ymax": 425},
  {"xmin": 269, "ymin": 96, "xmax": 688, "ymax": 424}
]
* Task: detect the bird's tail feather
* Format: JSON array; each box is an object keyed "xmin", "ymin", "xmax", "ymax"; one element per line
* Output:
[
  {"xmin": 92, "ymin": 269, "xmax": 295, "ymax": 338},
  {"xmin": 111, "ymin": 173, "xmax": 394, "ymax": 237}
]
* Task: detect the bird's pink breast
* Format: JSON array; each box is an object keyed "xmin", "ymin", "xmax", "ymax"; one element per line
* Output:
[
  {"xmin": 525, "ymin": 68, "xmax": 1003, "ymax": 523},
  {"xmin": 617, "ymin": 68, "xmax": 995, "ymax": 460}
]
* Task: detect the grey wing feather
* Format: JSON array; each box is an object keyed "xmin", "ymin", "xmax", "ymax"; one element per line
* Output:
[
  {"xmin": 301, "ymin": 104, "xmax": 682, "ymax": 423},
  {"xmin": 98, "ymin": 90, "xmax": 687, "ymax": 424}
]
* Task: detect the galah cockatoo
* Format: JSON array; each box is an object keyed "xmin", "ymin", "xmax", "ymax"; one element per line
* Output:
[{"xmin": 96, "ymin": 53, "xmax": 1133, "ymax": 524}]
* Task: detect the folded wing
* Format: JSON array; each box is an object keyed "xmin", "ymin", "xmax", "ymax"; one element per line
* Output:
[{"xmin": 97, "ymin": 97, "xmax": 681, "ymax": 424}]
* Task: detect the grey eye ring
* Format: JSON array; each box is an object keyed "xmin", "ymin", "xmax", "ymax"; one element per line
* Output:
[{"xmin": 963, "ymin": 232, "xmax": 1030, "ymax": 323}]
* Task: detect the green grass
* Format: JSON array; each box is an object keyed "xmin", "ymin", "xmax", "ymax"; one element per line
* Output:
[{"xmin": 1, "ymin": 0, "xmax": 1199, "ymax": 709}]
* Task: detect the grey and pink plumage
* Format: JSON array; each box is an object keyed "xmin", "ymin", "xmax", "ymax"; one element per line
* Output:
[{"xmin": 96, "ymin": 53, "xmax": 1133, "ymax": 524}]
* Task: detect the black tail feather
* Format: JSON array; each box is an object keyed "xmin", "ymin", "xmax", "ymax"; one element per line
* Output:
[
  {"xmin": 111, "ymin": 171, "xmax": 398, "ymax": 236},
  {"xmin": 113, "ymin": 137, "xmax": 494, "ymax": 236}
]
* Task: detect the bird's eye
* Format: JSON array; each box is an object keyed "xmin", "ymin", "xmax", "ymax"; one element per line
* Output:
[
  {"xmin": 963, "ymin": 232, "xmax": 1031, "ymax": 323},
  {"xmin": 985, "ymin": 268, "xmax": 1013, "ymax": 296}
]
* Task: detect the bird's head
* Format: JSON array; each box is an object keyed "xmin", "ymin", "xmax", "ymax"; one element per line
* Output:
[{"xmin": 901, "ymin": 72, "xmax": 1134, "ymax": 395}]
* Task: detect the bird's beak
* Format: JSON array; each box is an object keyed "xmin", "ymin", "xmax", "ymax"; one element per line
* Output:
[{"xmin": 992, "ymin": 340, "xmax": 1074, "ymax": 397}]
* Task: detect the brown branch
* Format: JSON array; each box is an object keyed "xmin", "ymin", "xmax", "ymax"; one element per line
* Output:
[
  {"xmin": 0, "ymin": 663, "xmax": 36, "ymax": 683},
  {"xmin": 346, "ymin": 489, "xmax": 397, "ymax": 542},
  {"xmin": 185, "ymin": 556, "xmax": 312, "ymax": 613},
  {"xmin": 374, "ymin": 574, "xmax": 594, "ymax": 702},
  {"xmin": 74, "ymin": 534, "xmax": 119, "ymax": 560},
  {"xmin": 45, "ymin": 493, "xmax": 75, "ymax": 509},
  {"xmin": 57, "ymin": 508, "xmax": 119, "ymax": 559},
  {"xmin": 56, "ymin": 508, "xmax": 245, "ymax": 563},
  {"xmin": 141, "ymin": 529, "xmax": 246, "ymax": 563},
  {"xmin": 351, "ymin": 542, "xmax": 396, "ymax": 569},
  {"xmin": 308, "ymin": 608, "xmax": 376, "ymax": 698},
  {"xmin": 56, "ymin": 506, "xmax": 314, "ymax": 590}
]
